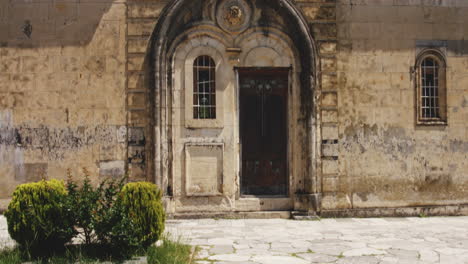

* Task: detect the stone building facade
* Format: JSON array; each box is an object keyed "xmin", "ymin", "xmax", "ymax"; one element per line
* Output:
[{"xmin": 0, "ymin": 0, "xmax": 467, "ymax": 217}]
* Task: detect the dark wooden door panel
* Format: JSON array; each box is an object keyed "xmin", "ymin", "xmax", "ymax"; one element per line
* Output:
[{"xmin": 239, "ymin": 68, "xmax": 289, "ymax": 196}]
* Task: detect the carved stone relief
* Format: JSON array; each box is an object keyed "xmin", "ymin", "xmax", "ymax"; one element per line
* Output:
[{"xmin": 216, "ymin": 0, "xmax": 252, "ymax": 33}]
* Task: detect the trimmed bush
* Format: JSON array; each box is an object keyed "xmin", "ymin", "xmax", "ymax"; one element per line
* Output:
[
  {"xmin": 119, "ymin": 182, "xmax": 166, "ymax": 248},
  {"xmin": 5, "ymin": 179, "xmax": 75, "ymax": 256},
  {"xmin": 94, "ymin": 182, "xmax": 165, "ymax": 256}
]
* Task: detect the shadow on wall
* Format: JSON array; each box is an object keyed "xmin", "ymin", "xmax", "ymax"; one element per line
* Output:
[
  {"xmin": 0, "ymin": 0, "xmax": 122, "ymax": 47},
  {"xmin": 336, "ymin": 3, "xmax": 468, "ymax": 54}
]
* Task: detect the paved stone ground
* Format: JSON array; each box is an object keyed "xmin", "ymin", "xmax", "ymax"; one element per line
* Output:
[
  {"xmin": 166, "ymin": 217, "xmax": 468, "ymax": 264},
  {"xmin": 2, "ymin": 216, "xmax": 468, "ymax": 263},
  {"xmin": 0, "ymin": 216, "xmax": 14, "ymax": 249}
]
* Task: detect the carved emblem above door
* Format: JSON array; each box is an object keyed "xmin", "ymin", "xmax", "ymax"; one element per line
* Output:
[{"xmin": 216, "ymin": 0, "xmax": 252, "ymax": 33}]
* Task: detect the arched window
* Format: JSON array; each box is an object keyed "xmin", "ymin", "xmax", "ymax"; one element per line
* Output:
[
  {"xmin": 193, "ymin": 56, "xmax": 216, "ymax": 119},
  {"xmin": 416, "ymin": 50, "xmax": 447, "ymax": 125}
]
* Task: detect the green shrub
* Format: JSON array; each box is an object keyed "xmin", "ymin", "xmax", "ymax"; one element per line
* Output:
[
  {"xmin": 94, "ymin": 182, "xmax": 165, "ymax": 256},
  {"xmin": 119, "ymin": 182, "xmax": 166, "ymax": 248},
  {"xmin": 91, "ymin": 176, "xmax": 130, "ymax": 256},
  {"xmin": 5, "ymin": 179, "xmax": 76, "ymax": 256},
  {"xmin": 65, "ymin": 168, "xmax": 100, "ymax": 245}
]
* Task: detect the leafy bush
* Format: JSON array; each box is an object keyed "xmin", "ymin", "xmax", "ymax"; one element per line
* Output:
[
  {"xmin": 94, "ymin": 182, "xmax": 165, "ymax": 256},
  {"xmin": 91, "ymin": 176, "xmax": 130, "ymax": 256},
  {"xmin": 5, "ymin": 179, "xmax": 76, "ymax": 256},
  {"xmin": 66, "ymin": 169, "xmax": 100, "ymax": 245},
  {"xmin": 5, "ymin": 172, "xmax": 166, "ymax": 260},
  {"xmin": 119, "ymin": 182, "xmax": 166, "ymax": 248}
]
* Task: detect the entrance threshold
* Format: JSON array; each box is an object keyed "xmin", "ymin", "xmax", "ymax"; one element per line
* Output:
[
  {"xmin": 236, "ymin": 196, "xmax": 293, "ymax": 211},
  {"xmin": 169, "ymin": 211, "xmax": 291, "ymax": 219},
  {"xmin": 240, "ymin": 195, "xmax": 289, "ymax": 199}
]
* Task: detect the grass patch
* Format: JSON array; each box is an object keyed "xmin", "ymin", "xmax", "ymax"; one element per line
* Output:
[
  {"xmin": 0, "ymin": 247, "xmax": 21, "ymax": 264},
  {"xmin": 0, "ymin": 238, "xmax": 192, "ymax": 264},
  {"xmin": 0, "ymin": 245, "xmax": 128, "ymax": 264},
  {"xmin": 147, "ymin": 237, "xmax": 192, "ymax": 264}
]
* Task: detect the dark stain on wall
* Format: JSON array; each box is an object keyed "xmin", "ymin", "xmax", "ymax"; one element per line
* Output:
[
  {"xmin": 0, "ymin": 125, "xmax": 121, "ymax": 160},
  {"xmin": 342, "ymin": 124, "xmax": 417, "ymax": 160},
  {"xmin": 340, "ymin": 122, "xmax": 468, "ymax": 204},
  {"xmin": 450, "ymin": 139, "xmax": 468, "ymax": 153}
]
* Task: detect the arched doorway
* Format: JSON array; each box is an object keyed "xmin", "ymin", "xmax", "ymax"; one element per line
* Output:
[{"xmin": 150, "ymin": 0, "xmax": 319, "ymax": 215}]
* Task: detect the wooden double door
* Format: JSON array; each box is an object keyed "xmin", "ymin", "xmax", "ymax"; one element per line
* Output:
[{"xmin": 238, "ymin": 68, "xmax": 289, "ymax": 196}]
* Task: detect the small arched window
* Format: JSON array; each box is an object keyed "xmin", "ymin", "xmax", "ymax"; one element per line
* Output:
[
  {"xmin": 193, "ymin": 55, "xmax": 216, "ymax": 119},
  {"xmin": 416, "ymin": 50, "xmax": 447, "ymax": 125}
]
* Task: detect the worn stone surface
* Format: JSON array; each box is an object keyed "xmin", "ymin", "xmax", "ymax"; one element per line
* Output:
[
  {"xmin": 0, "ymin": 216, "xmax": 466, "ymax": 263},
  {"xmin": 163, "ymin": 217, "xmax": 468, "ymax": 264},
  {"xmin": 0, "ymin": 0, "xmax": 128, "ymax": 204},
  {"xmin": 0, "ymin": 0, "xmax": 467, "ymax": 217},
  {"xmin": 334, "ymin": 0, "xmax": 468, "ymax": 210}
]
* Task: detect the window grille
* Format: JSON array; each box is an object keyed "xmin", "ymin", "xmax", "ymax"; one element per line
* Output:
[
  {"xmin": 421, "ymin": 57, "xmax": 440, "ymax": 118},
  {"xmin": 416, "ymin": 50, "xmax": 447, "ymax": 125},
  {"xmin": 193, "ymin": 56, "xmax": 216, "ymax": 119}
]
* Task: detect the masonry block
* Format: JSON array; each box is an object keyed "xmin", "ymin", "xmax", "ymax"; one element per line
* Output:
[
  {"xmin": 128, "ymin": 19, "xmax": 156, "ymax": 36},
  {"xmin": 321, "ymin": 57, "xmax": 337, "ymax": 72},
  {"xmin": 311, "ymin": 23, "xmax": 337, "ymax": 39},
  {"xmin": 128, "ymin": 146, "xmax": 146, "ymax": 164},
  {"xmin": 319, "ymin": 41, "xmax": 337, "ymax": 54},
  {"xmin": 322, "ymin": 125, "xmax": 339, "ymax": 140},
  {"xmin": 127, "ymin": 55, "xmax": 146, "ymax": 71},
  {"xmin": 322, "ymin": 143, "xmax": 339, "ymax": 157},
  {"xmin": 14, "ymin": 163, "xmax": 48, "ymax": 182},
  {"xmin": 322, "ymin": 110, "xmax": 338, "ymax": 123},
  {"xmin": 301, "ymin": 5, "xmax": 336, "ymax": 21},
  {"xmin": 322, "ymin": 92, "xmax": 338, "ymax": 107},
  {"xmin": 99, "ymin": 160, "xmax": 125, "ymax": 178},
  {"xmin": 127, "ymin": 92, "xmax": 146, "ymax": 108},
  {"xmin": 128, "ymin": 110, "xmax": 148, "ymax": 126},
  {"xmin": 322, "ymin": 74, "xmax": 338, "ymax": 91},
  {"xmin": 128, "ymin": 37, "xmax": 150, "ymax": 53},
  {"xmin": 322, "ymin": 158, "xmax": 339, "ymax": 175},
  {"xmin": 322, "ymin": 177, "xmax": 339, "ymax": 192},
  {"xmin": 128, "ymin": 127, "xmax": 146, "ymax": 146},
  {"xmin": 127, "ymin": 3, "xmax": 165, "ymax": 18}
]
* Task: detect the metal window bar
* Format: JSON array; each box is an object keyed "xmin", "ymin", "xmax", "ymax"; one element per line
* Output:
[
  {"xmin": 193, "ymin": 56, "xmax": 216, "ymax": 119},
  {"xmin": 421, "ymin": 57, "xmax": 440, "ymax": 119}
]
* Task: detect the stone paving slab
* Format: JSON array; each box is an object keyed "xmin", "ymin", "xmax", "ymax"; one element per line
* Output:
[{"xmin": 166, "ymin": 216, "xmax": 468, "ymax": 264}]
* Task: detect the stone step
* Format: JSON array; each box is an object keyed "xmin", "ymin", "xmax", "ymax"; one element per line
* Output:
[{"xmin": 169, "ymin": 211, "xmax": 292, "ymax": 219}]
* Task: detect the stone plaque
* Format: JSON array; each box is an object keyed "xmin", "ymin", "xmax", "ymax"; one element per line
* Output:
[
  {"xmin": 216, "ymin": 0, "xmax": 251, "ymax": 33},
  {"xmin": 185, "ymin": 144, "xmax": 223, "ymax": 196}
]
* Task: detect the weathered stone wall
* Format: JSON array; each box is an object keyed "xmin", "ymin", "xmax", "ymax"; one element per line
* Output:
[
  {"xmin": 297, "ymin": 0, "xmax": 340, "ymax": 211},
  {"xmin": 0, "ymin": 0, "xmax": 128, "ymax": 208},
  {"xmin": 326, "ymin": 0, "xmax": 468, "ymax": 210},
  {"xmin": 1, "ymin": 0, "xmax": 467, "ymax": 215},
  {"xmin": 126, "ymin": 0, "xmax": 168, "ymax": 182}
]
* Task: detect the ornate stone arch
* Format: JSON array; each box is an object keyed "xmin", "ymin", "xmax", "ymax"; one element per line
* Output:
[{"xmin": 149, "ymin": 0, "xmax": 320, "ymax": 214}]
